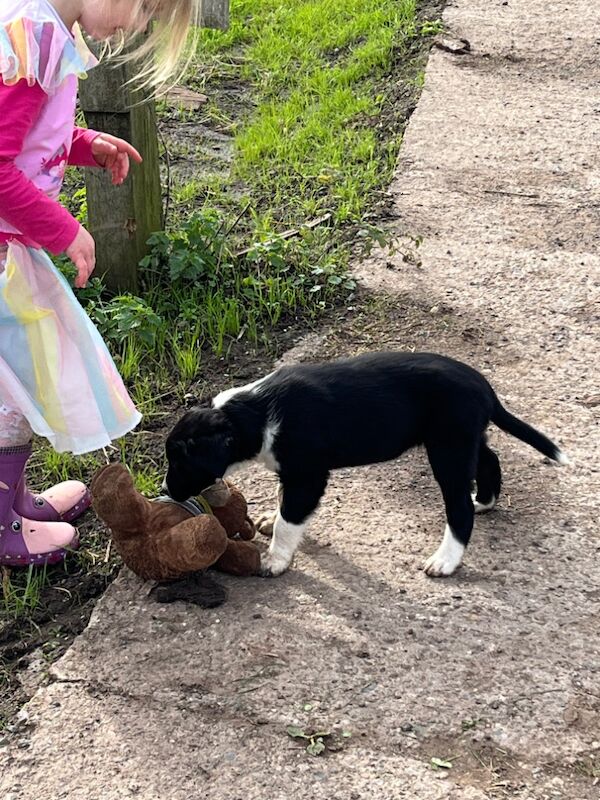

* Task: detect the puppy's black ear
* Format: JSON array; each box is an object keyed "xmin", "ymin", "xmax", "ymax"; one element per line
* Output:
[
  {"xmin": 196, "ymin": 430, "xmax": 235, "ymax": 467},
  {"xmin": 184, "ymin": 429, "xmax": 232, "ymax": 455},
  {"xmin": 165, "ymin": 437, "xmax": 188, "ymax": 460}
]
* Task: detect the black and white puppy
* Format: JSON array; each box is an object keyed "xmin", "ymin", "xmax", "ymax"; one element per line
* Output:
[{"xmin": 165, "ymin": 351, "xmax": 568, "ymax": 578}]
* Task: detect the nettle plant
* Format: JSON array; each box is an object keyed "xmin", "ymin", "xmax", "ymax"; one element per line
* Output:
[
  {"xmin": 65, "ymin": 209, "xmax": 354, "ymax": 381},
  {"xmin": 136, "ymin": 210, "xmax": 353, "ymax": 355},
  {"xmin": 142, "ymin": 211, "xmax": 226, "ymax": 285},
  {"xmin": 86, "ymin": 294, "xmax": 163, "ymax": 348}
]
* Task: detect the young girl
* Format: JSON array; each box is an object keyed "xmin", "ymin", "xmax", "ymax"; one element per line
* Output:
[{"xmin": 0, "ymin": 0, "xmax": 198, "ymax": 566}]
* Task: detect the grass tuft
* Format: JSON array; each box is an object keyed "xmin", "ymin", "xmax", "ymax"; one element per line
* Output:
[{"xmin": 1, "ymin": 564, "xmax": 49, "ymax": 620}]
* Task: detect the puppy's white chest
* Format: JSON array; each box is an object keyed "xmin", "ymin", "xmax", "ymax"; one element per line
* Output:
[
  {"xmin": 258, "ymin": 422, "xmax": 280, "ymax": 472},
  {"xmin": 223, "ymin": 420, "xmax": 280, "ymax": 477}
]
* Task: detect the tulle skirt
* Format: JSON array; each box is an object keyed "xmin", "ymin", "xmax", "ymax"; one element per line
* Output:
[{"xmin": 0, "ymin": 241, "xmax": 141, "ymax": 454}]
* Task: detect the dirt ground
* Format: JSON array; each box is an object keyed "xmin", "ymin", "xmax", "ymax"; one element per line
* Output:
[{"xmin": 1, "ymin": 0, "xmax": 599, "ymax": 797}]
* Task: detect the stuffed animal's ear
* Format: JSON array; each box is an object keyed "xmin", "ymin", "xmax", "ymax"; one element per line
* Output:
[
  {"xmin": 202, "ymin": 479, "xmax": 231, "ymax": 508},
  {"xmin": 91, "ymin": 462, "xmax": 136, "ymax": 497}
]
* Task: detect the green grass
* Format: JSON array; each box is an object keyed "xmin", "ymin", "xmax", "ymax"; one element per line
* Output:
[
  {"xmin": 1, "ymin": 564, "xmax": 49, "ymax": 620},
  {"xmin": 192, "ymin": 0, "xmax": 426, "ymax": 224}
]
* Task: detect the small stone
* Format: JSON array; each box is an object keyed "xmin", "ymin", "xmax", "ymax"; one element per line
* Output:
[
  {"xmin": 15, "ymin": 709, "xmax": 30, "ymax": 727},
  {"xmin": 433, "ymin": 36, "xmax": 471, "ymax": 55},
  {"xmin": 166, "ymin": 86, "xmax": 208, "ymax": 110}
]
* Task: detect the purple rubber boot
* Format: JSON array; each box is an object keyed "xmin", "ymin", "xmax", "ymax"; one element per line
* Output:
[
  {"xmin": 0, "ymin": 446, "xmax": 78, "ymax": 567},
  {"xmin": 11, "ymin": 443, "xmax": 91, "ymax": 523}
]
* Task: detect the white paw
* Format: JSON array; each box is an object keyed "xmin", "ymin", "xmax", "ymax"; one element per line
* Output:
[
  {"xmin": 473, "ymin": 494, "xmax": 496, "ymax": 514},
  {"xmin": 424, "ymin": 525, "xmax": 465, "ymax": 577},
  {"xmin": 256, "ymin": 513, "xmax": 276, "ymax": 538},
  {"xmin": 424, "ymin": 552, "xmax": 460, "ymax": 577},
  {"xmin": 259, "ymin": 551, "xmax": 291, "ymax": 578}
]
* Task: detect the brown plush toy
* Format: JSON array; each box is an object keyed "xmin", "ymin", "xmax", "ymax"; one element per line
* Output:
[{"xmin": 90, "ymin": 464, "xmax": 261, "ymax": 591}]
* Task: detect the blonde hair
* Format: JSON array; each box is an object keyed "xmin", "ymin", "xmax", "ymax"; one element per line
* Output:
[{"xmin": 112, "ymin": 0, "xmax": 200, "ymax": 91}]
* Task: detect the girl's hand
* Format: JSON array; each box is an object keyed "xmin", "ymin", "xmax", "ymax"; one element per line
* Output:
[
  {"xmin": 66, "ymin": 225, "xmax": 96, "ymax": 288},
  {"xmin": 91, "ymin": 133, "xmax": 143, "ymax": 185}
]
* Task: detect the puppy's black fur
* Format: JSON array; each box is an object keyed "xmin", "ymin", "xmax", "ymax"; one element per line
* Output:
[{"xmin": 166, "ymin": 352, "xmax": 565, "ymax": 573}]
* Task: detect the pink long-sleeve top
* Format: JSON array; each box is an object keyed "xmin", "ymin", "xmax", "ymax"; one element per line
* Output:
[
  {"xmin": 0, "ymin": 79, "xmax": 98, "ymax": 253},
  {"xmin": 0, "ymin": 0, "xmax": 99, "ymax": 254}
]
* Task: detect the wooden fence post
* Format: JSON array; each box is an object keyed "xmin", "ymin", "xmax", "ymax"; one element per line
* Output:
[
  {"xmin": 200, "ymin": 0, "xmax": 230, "ymax": 30},
  {"xmin": 79, "ymin": 3, "xmax": 231, "ymax": 294},
  {"xmin": 79, "ymin": 46, "xmax": 162, "ymax": 295}
]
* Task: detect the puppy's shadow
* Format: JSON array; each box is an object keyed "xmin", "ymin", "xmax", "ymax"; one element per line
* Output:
[{"xmin": 226, "ymin": 443, "xmax": 563, "ymax": 623}]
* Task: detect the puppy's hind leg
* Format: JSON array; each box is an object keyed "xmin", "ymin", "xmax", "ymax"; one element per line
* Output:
[
  {"xmin": 256, "ymin": 485, "xmax": 283, "ymax": 538},
  {"xmin": 473, "ymin": 437, "xmax": 502, "ymax": 513},
  {"xmin": 424, "ymin": 440, "xmax": 477, "ymax": 577},
  {"xmin": 256, "ymin": 512, "xmax": 276, "ymax": 538},
  {"xmin": 260, "ymin": 474, "xmax": 328, "ymax": 577}
]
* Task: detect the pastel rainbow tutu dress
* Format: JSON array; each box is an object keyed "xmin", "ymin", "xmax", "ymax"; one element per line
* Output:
[{"xmin": 0, "ymin": 0, "xmax": 142, "ymax": 455}]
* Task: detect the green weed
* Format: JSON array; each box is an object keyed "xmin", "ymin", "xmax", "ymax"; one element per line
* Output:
[
  {"xmin": 1, "ymin": 564, "xmax": 49, "ymax": 620},
  {"xmin": 133, "ymin": 467, "xmax": 164, "ymax": 497},
  {"xmin": 84, "ymin": 209, "xmax": 348, "ymax": 364}
]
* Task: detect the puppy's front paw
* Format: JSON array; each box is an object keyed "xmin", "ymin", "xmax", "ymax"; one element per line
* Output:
[
  {"xmin": 256, "ymin": 512, "xmax": 276, "ymax": 538},
  {"xmin": 423, "ymin": 552, "xmax": 459, "ymax": 577},
  {"xmin": 259, "ymin": 551, "xmax": 290, "ymax": 578},
  {"xmin": 423, "ymin": 526, "xmax": 465, "ymax": 578}
]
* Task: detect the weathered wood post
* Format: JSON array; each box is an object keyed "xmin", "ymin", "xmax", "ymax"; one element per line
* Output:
[
  {"xmin": 79, "ymin": 44, "xmax": 162, "ymax": 294},
  {"xmin": 200, "ymin": 0, "xmax": 230, "ymax": 29}
]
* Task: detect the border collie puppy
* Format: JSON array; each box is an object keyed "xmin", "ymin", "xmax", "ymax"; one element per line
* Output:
[{"xmin": 165, "ymin": 352, "xmax": 568, "ymax": 578}]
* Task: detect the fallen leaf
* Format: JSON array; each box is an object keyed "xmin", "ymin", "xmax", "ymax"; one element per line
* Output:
[
  {"xmin": 431, "ymin": 757, "xmax": 453, "ymax": 769},
  {"xmin": 286, "ymin": 726, "xmax": 308, "ymax": 739}
]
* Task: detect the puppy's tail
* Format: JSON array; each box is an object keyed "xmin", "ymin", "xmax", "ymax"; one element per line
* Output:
[{"xmin": 491, "ymin": 401, "xmax": 569, "ymax": 465}]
